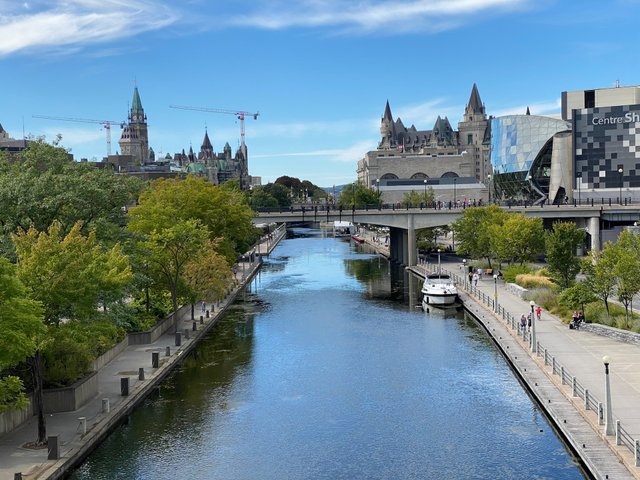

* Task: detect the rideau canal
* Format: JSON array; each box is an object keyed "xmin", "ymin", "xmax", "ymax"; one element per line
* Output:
[{"xmin": 69, "ymin": 228, "xmax": 588, "ymax": 479}]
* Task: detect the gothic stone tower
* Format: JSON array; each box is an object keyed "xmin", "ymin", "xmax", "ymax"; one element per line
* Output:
[
  {"xmin": 119, "ymin": 86, "xmax": 149, "ymax": 164},
  {"xmin": 457, "ymin": 83, "xmax": 491, "ymax": 181}
]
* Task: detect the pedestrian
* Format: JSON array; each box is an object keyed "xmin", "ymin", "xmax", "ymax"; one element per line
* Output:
[
  {"xmin": 201, "ymin": 302, "xmax": 206, "ymax": 313},
  {"xmin": 520, "ymin": 314, "xmax": 526, "ymax": 330},
  {"xmin": 477, "ymin": 267, "xmax": 483, "ymax": 277},
  {"xmin": 468, "ymin": 271, "xmax": 473, "ymax": 284},
  {"xmin": 472, "ymin": 272, "xmax": 479, "ymax": 287},
  {"xmin": 527, "ymin": 312, "xmax": 532, "ymax": 331},
  {"xmin": 535, "ymin": 305, "xmax": 541, "ymax": 321}
]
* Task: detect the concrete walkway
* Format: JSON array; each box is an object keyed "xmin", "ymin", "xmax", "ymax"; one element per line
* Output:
[
  {"xmin": 0, "ymin": 225, "xmax": 287, "ymax": 480},
  {"xmin": 414, "ymin": 261, "xmax": 640, "ymax": 478}
]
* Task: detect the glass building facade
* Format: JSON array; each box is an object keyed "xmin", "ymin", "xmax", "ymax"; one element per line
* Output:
[{"xmin": 490, "ymin": 115, "xmax": 570, "ymax": 202}]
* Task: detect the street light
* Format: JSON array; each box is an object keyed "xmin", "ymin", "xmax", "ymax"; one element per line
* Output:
[
  {"xmin": 487, "ymin": 174, "xmax": 492, "ymax": 203},
  {"xmin": 603, "ymin": 355, "xmax": 614, "ymax": 436},
  {"xmin": 376, "ymin": 178, "xmax": 380, "ymax": 193},
  {"xmin": 423, "ymin": 178, "xmax": 427, "ymax": 200},
  {"xmin": 576, "ymin": 171, "xmax": 582, "ymax": 205},
  {"xmin": 493, "ymin": 274, "xmax": 498, "ymax": 311},
  {"xmin": 529, "ymin": 300, "xmax": 536, "ymax": 353},
  {"xmin": 618, "ymin": 167, "xmax": 623, "ymax": 205},
  {"xmin": 437, "ymin": 248, "xmax": 441, "ymax": 276}
]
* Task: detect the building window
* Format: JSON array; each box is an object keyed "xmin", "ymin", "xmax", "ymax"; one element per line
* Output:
[
  {"xmin": 585, "ymin": 90, "xmax": 595, "ymax": 109},
  {"xmin": 467, "ymin": 134, "xmax": 473, "ymax": 145}
]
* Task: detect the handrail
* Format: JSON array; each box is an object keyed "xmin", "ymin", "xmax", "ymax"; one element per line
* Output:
[{"xmin": 419, "ymin": 261, "xmax": 639, "ymax": 463}]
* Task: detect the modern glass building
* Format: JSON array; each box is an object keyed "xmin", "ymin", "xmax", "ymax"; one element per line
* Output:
[{"xmin": 490, "ymin": 115, "xmax": 571, "ymax": 203}]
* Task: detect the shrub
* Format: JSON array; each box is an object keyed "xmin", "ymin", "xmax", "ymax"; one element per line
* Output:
[
  {"xmin": 43, "ymin": 327, "xmax": 93, "ymax": 388},
  {"xmin": 515, "ymin": 274, "xmax": 557, "ymax": 290},
  {"xmin": 527, "ymin": 288, "xmax": 558, "ymax": 311},
  {"xmin": 535, "ymin": 267, "xmax": 550, "ymax": 277},
  {"xmin": 503, "ymin": 264, "xmax": 533, "ymax": 283}
]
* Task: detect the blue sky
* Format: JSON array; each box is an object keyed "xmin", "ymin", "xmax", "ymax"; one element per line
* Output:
[{"xmin": 2, "ymin": 0, "xmax": 639, "ymax": 187}]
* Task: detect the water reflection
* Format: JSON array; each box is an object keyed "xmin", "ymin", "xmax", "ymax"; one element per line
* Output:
[{"xmin": 69, "ymin": 228, "xmax": 586, "ymax": 480}]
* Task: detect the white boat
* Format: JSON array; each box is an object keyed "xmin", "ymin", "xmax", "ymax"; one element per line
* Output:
[
  {"xmin": 421, "ymin": 273, "xmax": 458, "ymax": 307},
  {"xmin": 320, "ymin": 220, "xmax": 355, "ymax": 237}
]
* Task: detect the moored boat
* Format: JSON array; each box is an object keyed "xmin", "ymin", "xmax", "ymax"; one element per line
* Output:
[{"xmin": 421, "ymin": 273, "xmax": 458, "ymax": 308}]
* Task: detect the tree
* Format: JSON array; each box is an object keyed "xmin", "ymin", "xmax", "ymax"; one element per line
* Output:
[
  {"xmin": 137, "ymin": 220, "xmax": 208, "ymax": 329},
  {"xmin": 12, "ymin": 221, "xmax": 133, "ymax": 325},
  {"xmin": 545, "ymin": 222, "xmax": 585, "ymax": 290},
  {"xmin": 0, "ymin": 139, "xmax": 142, "ymax": 258},
  {"xmin": 128, "ymin": 175, "xmax": 257, "ymax": 265},
  {"xmin": 0, "ymin": 257, "xmax": 45, "ymax": 414},
  {"xmin": 263, "ymin": 183, "xmax": 292, "ymax": 208},
  {"xmin": 401, "ymin": 187, "xmax": 434, "ymax": 207},
  {"xmin": 452, "ymin": 205, "xmax": 508, "ymax": 267},
  {"xmin": 338, "ymin": 182, "xmax": 380, "ymax": 208},
  {"xmin": 249, "ymin": 186, "xmax": 279, "ymax": 209},
  {"xmin": 613, "ymin": 230, "xmax": 640, "ymax": 326},
  {"xmin": 491, "ymin": 215, "xmax": 544, "ymax": 265},
  {"xmin": 183, "ymin": 240, "xmax": 233, "ymax": 315},
  {"xmin": 558, "ymin": 282, "xmax": 597, "ymax": 318},
  {"xmin": 583, "ymin": 245, "xmax": 617, "ymax": 316}
]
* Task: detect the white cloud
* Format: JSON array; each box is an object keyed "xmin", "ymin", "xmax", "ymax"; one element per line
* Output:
[
  {"xmin": 228, "ymin": 0, "xmax": 529, "ymax": 34},
  {"xmin": 0, "ymin": 0, "xmax": 178, "ymax": 56},
  {"xmin": 493, "ymin": 99, "xmax": 561, "ymax": 117},
  {"xmin": 252, "ymin": 139, "xmax": 375, "ymax": 163}
]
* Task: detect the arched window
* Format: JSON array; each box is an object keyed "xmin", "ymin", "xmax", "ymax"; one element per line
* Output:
[
  {"xmin": 441, "ymin": 172, "xmax": 459, "ymax": 178},
  {"xmin": 380, "ymin": 173, "xmax": 398, "ymax": 179},
  {"xmin": 411, "ymin": 173, "xmax": 429, "ymax": 179}
]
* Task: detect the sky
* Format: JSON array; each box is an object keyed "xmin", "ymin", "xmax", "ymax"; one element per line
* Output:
[{"xmin": 2, "ymin": 0, "xmax": 640, "ymax": 188}]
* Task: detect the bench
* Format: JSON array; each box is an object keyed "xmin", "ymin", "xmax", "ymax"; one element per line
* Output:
[{"xmin": 485, "ymin": 268, "xmax": 493, "ymax": 275}]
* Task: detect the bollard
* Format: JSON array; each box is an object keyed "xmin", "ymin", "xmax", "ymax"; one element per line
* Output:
[
  {"xmin": 48, "ymin": 435, "xmax": 59, "ymax": 460},
  {"xmin": 175, "ymin": 332, "xmax": 182, "ymax": 346},
  {"xmin": 200, "ymin": 316, "xmax": 204, "ymax": 325},
  {"xmin": 165, "ymin": 346, "xmax": 171, "ymax": 357},
  {"xmin": 102, "ymin": 398, "xmax": 110, "ymax": 413},
  {"xmin": 78, "ymin": 416, "xmax": 86, "ymax": 434},
  {"xmin": 193, "ymin": 321, "xmax": 197, "ymax": 331},
  {"xmin": 206, "ymin": 310, "xmax": 210, "ymax": 318},
  {"xmin": 14, "ymin": 474, "xmax": 22, "ymax": 480},
  {"xmin": 121, "ymin": 377, "xmax": 129, "ymax": 396},
  {"xmin": 138, "ymin": 367, "xmax": 145, "ymax": 381},
  {"xmin": 152, "ymin": 352, "xmax": 159, "ymax": 368},
  {"xmin": 184, "ymin": 328, "xmax": 190, "ymax": 340}
]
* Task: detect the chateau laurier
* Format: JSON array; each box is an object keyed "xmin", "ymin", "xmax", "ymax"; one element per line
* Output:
[{"xmin": 358, "ymin": 84, "xmax": 491, "ymax": 188}]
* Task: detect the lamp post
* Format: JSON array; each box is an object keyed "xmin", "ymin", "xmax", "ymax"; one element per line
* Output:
[
  {"xmin": 453, "ymin": 177, "xmax": 457, "ymax": 206},
  {"xmin": 376, "ymin": 178, "xmax": 380, "ymax": 193},
  {"xmin": 618, "ymin": 167, "xmax": 623, "ymax": 205},
  {"xmin": 437, "ymin": 248, "xmax": 441, "ymax": 276},
  {"xmin": 423, "ymin": 178, "xmax": 427, "ymax": 201},
  {"xmin": 493, "ymin": 274, "xmax": 498, "ymax": 312},
  {"xmin": 487, "ymin": 174, "xmax": 492, "ymax": 203},
  {"xmin": 576, "ymin": 171, "xmax": 582, "ymax": 205},
  {"xmin": 529, "ymin": 300, "xmax": 536, "ymax": 353},
  {"xmin": 603, "ymin": 355, "xmax": 614, "ymax": 435}
]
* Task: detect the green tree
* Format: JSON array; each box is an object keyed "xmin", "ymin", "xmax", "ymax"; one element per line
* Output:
[
  {"xmin": 263, "ymin": 183, "xmax": 292, "ymax": 208},
  {"xmin": 545, "ymin": 222, "xmax": 585, "ymax": 290},
  {"xmin": 249, "ymin": 186, "xmax": 279, "ymax": 209},
  {"xmin": 183, "ymin": 240, "xmax": 233, "ymax": 315},
  {"xmin": 338, "ymin": 182, "xmax": 381, "ymax": 208},
  {"xmin": 491, "ymin": 215, "xmax": 544, "ymax": 265},
  {"xmin": 0, "ymin": 258, "xmax": 45, "ymax": 413},
  {"xmin": 613, "ymin": 230, "xmax": 640, "ymax": 326},
  {"xmin": 136, "ymin": 220, "xmax": 208, "ymax": 329},
  {"xmin": 558, "ymin": 282, "xmax": 597, "ymax": 318},
  {"xmin": 13, "ymin": 221, "xmax": 133, "ymax": 325},
  {"xmin": 401, "ymin": 187, "xmax": 434, "ymax": 207},
  {"xmin": 452, "ymin": 205, "xmax": 508, "ymax": 267},
  {"xmin": 128, "ymin": 175, "xmax": 256, "ymax": 264},
  {"xmin": 583, "ymin": 245, "xmax": 618, "ymax": 316},
  {"xmin": 0, "ymin": 139, "xmax": 142, "ymax": 258}
]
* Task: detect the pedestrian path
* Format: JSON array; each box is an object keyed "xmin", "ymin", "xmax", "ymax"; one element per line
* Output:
[
  {"xmin": 0, "ymin": 225, "xmax": 287, "ymax": 480},
  {"xmin": 413, "ymin": 262, "xmax": 640, "ymax": 478}
]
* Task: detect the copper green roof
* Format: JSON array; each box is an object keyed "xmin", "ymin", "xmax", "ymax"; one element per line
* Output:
[
  {"xmin": 185, "ymin": 162, "xmax": 207, "ymax": 174},
  {"xmin": 131, "ymin": 87, "xmax": 144, "ymax": 114}
]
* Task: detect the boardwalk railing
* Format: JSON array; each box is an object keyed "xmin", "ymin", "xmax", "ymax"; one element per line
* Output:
[{"xmin": 420, "ymin": 261, "xmax": 640, "ymax": 467}]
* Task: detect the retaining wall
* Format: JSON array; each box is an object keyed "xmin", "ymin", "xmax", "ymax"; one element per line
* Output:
[{"xmin": 43, "ymin": 372, "xmax": 98, "ymax": 414}]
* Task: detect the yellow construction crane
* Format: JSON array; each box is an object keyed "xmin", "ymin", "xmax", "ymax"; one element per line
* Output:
[
  {"xmin": 169, "ymin": 105, "xmax": 259, "ymax": 146},
  {"xmin": 33, "ymin": 115, "xmax": 125, "ymax": 156}
]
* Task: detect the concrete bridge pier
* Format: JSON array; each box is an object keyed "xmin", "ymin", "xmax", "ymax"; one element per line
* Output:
[
  {"xmin": 389, "ymin": 227, "xmax": 404, "ymax": 264},
  {"xmin": 588, "ymin": 217, "xmax": 600, "ymax": 252},
  {"xmin": 407, "ymin": 214, "xmax": 416, "ymax": 267}
]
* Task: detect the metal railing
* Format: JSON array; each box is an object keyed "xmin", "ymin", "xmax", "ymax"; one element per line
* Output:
[{"xmin": 420, "ymin": 262, "xmax": 640, "ymax": 466}]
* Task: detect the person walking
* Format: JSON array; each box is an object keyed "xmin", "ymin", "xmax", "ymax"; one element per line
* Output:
[
  {"xmin": 535, "ymin": 305, "xmax": 541, "ymax": 321},
  {"xmin": 527, "ymin": 312, "xmax": 532, "ymax": 331},
  {"xmin": 472, "ymin": 272, "xmax": 479, "ymax": 287},
  {"xmin": 520, "ymin": 314, "xmax": 526, "ymax": 330}
]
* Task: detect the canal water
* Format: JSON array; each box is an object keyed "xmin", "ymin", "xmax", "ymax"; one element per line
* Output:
[{"xmin": 69, "ymin": 229, "xmax": 587, "ymax": 480}]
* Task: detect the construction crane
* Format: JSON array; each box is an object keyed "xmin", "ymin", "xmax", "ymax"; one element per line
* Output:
[
  {"xmin": 169, "ymin": 105, "xmax": 259, "ymax": 146},
  {"xmin": 32, "ymin": 115, "xmax": 125, "ymax": 156}
]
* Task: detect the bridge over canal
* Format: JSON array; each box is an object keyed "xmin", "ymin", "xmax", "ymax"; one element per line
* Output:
[{"xmin": 254, "ymin": 204, "xmax": 640, "ymax": 266}]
